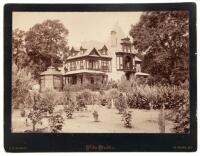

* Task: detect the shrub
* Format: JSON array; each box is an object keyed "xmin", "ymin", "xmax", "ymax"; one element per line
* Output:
[
  {"xmin": 64, "ymin": 99, "xmax": 76, "ymax": 119},
  {"xmin": 61, "ymin": 89, "xmax": 76, "ymax": 119},
  {"xmin": 106, "ymin": 98, "xmax": 112, "ymax": 109},
  {"xmin": 115, "ymin": 93, "xmax": 127, "ymax": 114},
  {"xmin": 121, "ymin": 110, "xmax": 132, "ymax": 128},
  {"xmin": 125, "ymin": 83, "xmax": 188, "ymax": 111},
  {"xmin": 171, "ymin": 91, "xmax": 190, "ymax": 133},
  {"xmin": 118, "ymin": 79, "xmax": 189, "ymax": 133},
  {"xmin": 76, "ymin": 90, "xmax": 93, "ymax": 111},
  {"xmin": 92, "ymin": 110, "xmax": 99, "ymax": 122},
  {"xmin": 12, "ymin": 66, "xmax": 34, "ymax": 109},
  {"xmin": 40, "ymin": 89, "xmax": 58, "ymax": 114},
  {"xmin": 20, "ymin": 109, "xmax": 26, "ymax": 117},
  {"xmin": 26, "ymin": 89, "xmax": 58, "ymax": 132},
  {"xmin": 108, "ymin": 88, "xmax": 120, "ymax": 100},
  {"xmin": 76, "ymin": 89, "xmax": 94, "ymax": 111},
  {"xmin": 101, "ymin": 98, "xmax": 107, "ymax": 107},
  {"xmin": 49, "ymin": 112, "xmax": 64, "ymax": 133}
]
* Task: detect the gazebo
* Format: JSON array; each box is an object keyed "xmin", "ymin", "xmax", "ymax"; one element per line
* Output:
[{"xmin": 40, "ymin": 66, "xmax": 63, "ymax": 91}]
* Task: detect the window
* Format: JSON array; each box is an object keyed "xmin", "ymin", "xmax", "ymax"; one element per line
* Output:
[
  {"xmin": 80, "ymin": 60, "xmax": 84, "ymax": 69},
  {"xmin": 136, "ymin": 63, "xmax": 141, "ymax": 72},
  {"xmin": 102, "ymin": 49, "xmax": 107, "ymax": 55},
  {"xmin": 72, "ymin": 76, "xmax": 77, "ymax": 84},
  {"xmin": 70, "ymin": 62, "xmax": 76, "ymax": 71},
  {"xmin": 53, "ymin": 76, "xmax": 62, "ymax": 90},
  {"xmin": 118, "ymin": 56, "xmax": 123, "ymax": 69},
  {"xmin": 88, "ymin": 60, "xmax": 93, "ymax": 69},
  {"xmin": 101, "ymin": 60, "xmax": 109, "ymax": 71},
  {"xmin": 93, "ymin": 61, "xmax": 99, "ymax": 70}
]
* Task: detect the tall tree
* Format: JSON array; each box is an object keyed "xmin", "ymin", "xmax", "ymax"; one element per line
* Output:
[
  {"xmin": 12, "ymin": 29, "xmax": 29, "ymax": 69},
  {"xmin": 130, "ymin": 11, "xmax": 189, "ymax": 84},
  {"xmin": 25, "ymin": 20, "xmax": 69, "ymax": 78}
]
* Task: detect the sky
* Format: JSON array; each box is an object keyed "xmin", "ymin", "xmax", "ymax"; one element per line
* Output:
[{"xmin": 13, "ymin": 12, "xmax": 142, "ymax": 46}]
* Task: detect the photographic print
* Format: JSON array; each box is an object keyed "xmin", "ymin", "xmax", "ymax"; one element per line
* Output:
[
  {"xmin": 11, "ymin": 11, "xmax": 190, "ymax": 134},
  {"xmin": 4, "ymin": 3, "xmax": 197, "ymax": 152}
]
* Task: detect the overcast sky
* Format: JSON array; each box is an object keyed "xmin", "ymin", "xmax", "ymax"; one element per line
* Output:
[{"xmin": 13, "ymin": 12, "xmax": 142, "ymax": 46}]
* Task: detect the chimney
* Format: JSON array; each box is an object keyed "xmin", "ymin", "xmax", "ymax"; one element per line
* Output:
[{"xmin": 110, "ymin": 30, "xmax": 117, "ymax": 48}]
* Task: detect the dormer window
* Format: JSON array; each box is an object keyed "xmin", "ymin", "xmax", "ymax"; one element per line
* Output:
[
  {"xmin": 80, "ymin": 46, "xmax": 87, "ymax": 55},
  {"xmin": 100, "ymin": 45, "xmax": 108, "ymax": 55},
  {"xmin": 102, "ymin": 49, "xmax": 107, "ymax": 55}
]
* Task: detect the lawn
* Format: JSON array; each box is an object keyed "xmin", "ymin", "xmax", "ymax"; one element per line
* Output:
[{"xmin": 12, "ymin": 105, "xmax": 174, "ymax": 133}]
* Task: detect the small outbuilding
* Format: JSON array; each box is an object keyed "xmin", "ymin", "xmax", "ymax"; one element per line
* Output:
[{"xmin": 40, "ymin": 66, "xmax": 63, "ymax": 91}]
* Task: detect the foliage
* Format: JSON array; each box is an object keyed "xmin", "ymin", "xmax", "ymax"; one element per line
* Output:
[
  {"xmin": 130, "ymin": 11, "xmax": 189, "ymax": 85},
  {"xmin": 121, "ymin": 110, "xmax": 132, "ymax": 128},
  {"xmin": 25, "ymin": 19, "xmax": 69, "ymax": 79},
  {"xmin": 77, "ymin": 89, "xmax": 94, "ymax": 104},
  {"xmin": 125, "ymin": 81, "xmax": 188, "ymax": 111},
  {"xmin": 20, "ymin": 109, "xmax": 26, "ymax": 117},
  {"xmin": 115, "ymin": 93, "xmax": 127, "ymax": 114},
  {"xmin": 27, "ymin": 92, "xmax": 43, "ymax": 132},
  {"xmin": 12, "ymin": 63, "xmax": 34, "ymax": 109},
  {"xmin": 26, "ymin": 89, "xmax": 59, "ymax": 132},
  {"xmin": 120, "ymin": 80, "xmax": 189, "ymax": 133},
  {"xmin": 12, "ymin": 29, "xmax": 29, "ymax": 69},
  {"xmin": 40, "ymin": 89, "xmax": 58, "ymax": 114},
  {"xmin": 106, "ymin": 99, "xmax": 112, "ymax": 109},
  {"xmin": 76, "ymin": 89, "xmax": 94, "ymax": 111},
  {"xmin": 49, "ymin": 112, "xmax": 64, "ymax": 133},
  {"xmin": 64, "ymin": 82, "xmax": 111, "ymax": 92},
  {"xmin": 108, "ymin": 88, "xmax": 120, "ymax": 99},
  {"xmin": 101, "ymin": 98, "xmax": 108, "ymax": 107},
  {"xmin": 62, "ymin": 90, "xmax": 76, "ymax": 119},
  {"xmin": 118, "ymin": 78, "xmax": 133, "ymax": 92},
  {"xmin": 171, "ymin": 91, "xmax": 190, "ymax": 133},
  {"xmin": 92, "ymin": 110, "xmax": 99, "ymax": 122}
]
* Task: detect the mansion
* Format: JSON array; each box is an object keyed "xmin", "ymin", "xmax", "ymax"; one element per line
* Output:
[{"xmin": 40, "ymin": 24, "xmax": 149, "ymax": 91}]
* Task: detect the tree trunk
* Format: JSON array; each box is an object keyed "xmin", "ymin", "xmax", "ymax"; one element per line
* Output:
[{"xmin": 32, "ymin": 121, "xmax": 36, "ymax": 132}]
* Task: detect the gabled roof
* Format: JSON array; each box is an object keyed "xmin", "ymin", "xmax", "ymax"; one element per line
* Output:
[
  {"xmin": 89, "ymin": 48, "xmax": 101, "ymax": 56},
  {"xmin": 63, "ymin": 69, "xmax": 107, "ymax": 76},
  {"xmin": 66, "ymin": 45, "xmax": 112, "ymax": 60}
]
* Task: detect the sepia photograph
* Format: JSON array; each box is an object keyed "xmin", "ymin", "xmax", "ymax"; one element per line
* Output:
[{"xmin": 11, "ymin": 11, "xmax": 190, "ymax": 134}]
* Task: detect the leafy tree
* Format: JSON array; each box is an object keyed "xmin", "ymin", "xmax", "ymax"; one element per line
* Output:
[
  {"xmin": 12, "ymin": 29, "xmax": 29, "ymax": 69},
  {"xmin": 130, "ymin": 11, "xmax": 189, "ymax": 85},
  {"xmin": 26, "ymin": 89, "xmax": 59, "ymax": 132},
  {"xmin": 25, "ymin": 20, "xmax": 69, "ymax": 78},
  {"xmin": 12, "ymin": 63, "xmax": 34, "ymax": 109}
]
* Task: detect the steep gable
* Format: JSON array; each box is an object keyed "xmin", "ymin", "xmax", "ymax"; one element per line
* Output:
[
  {"xmin": 88, "ymin": 48, "xmax": 101, "ymax": 57},
  {"xmin": 99, "ymin": 45, "xmax": 108, "ymax": 55}
]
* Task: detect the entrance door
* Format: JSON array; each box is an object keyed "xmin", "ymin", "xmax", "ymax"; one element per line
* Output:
[{"xmin": 71, "ymin": 75, "xmax": 77, "ymax": 84}]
